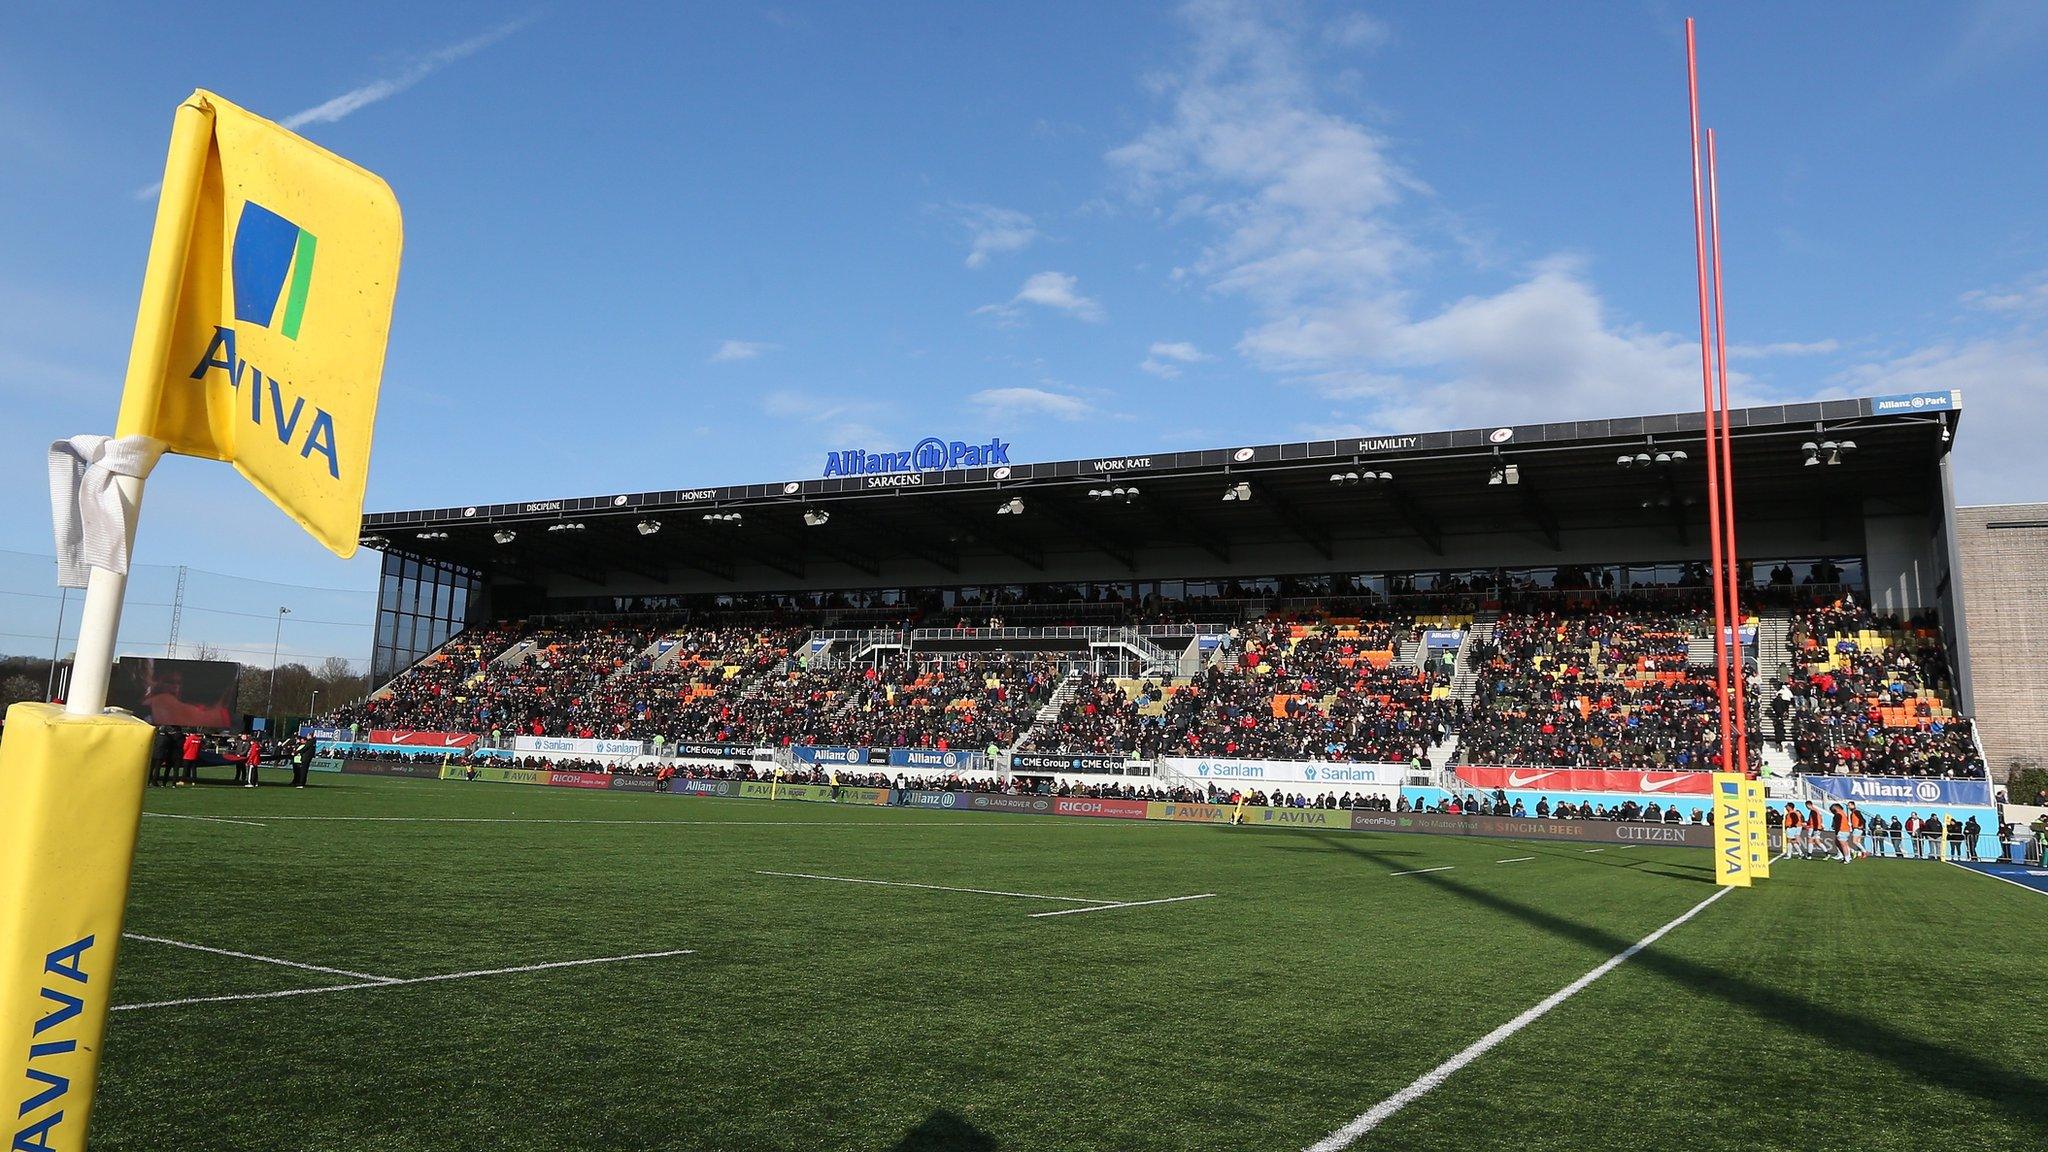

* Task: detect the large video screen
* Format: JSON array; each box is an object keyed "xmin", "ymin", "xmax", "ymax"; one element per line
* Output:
[{"xmin": 108, "ymin": 657, "xmax": 241, "ymax": 730}]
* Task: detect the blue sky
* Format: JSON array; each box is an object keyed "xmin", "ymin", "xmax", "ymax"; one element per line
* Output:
[{"xmin": 3, "ymin": 1, "xmax": 2046, "ymax": 665}]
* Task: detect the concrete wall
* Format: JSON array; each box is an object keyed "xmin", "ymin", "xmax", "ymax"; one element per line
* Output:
[{"xmin": 1955, "ymin": 504, "xmax": 2048, "ymax": 778}]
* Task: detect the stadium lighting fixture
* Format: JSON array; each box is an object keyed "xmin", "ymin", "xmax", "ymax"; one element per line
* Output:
[
  {"xmin": 492, "ymin": 529, "xmax": 516, "ymax": 545},
  {"xmin": 637, "ymin": 519, "xmax": 663, "ymax": 536},
  {"xmin": 1221, "ymin": 481, "xmax": 1252, "ymax": 502},
  {"xmin": 1615, "ymin": 455, "xmax": 1634, "ymax": 467},
  {"xmin": 416, "ymin": 531, "xmax": 448, "ymax": 540},
  {"xmin": 995, "ymin": 497, "xmax": 1025, "ymax": 516},
  {"xmin": 803, "ymin": 509, "xmax": 830, "ymax": 526},
  {"xmin": 1088, "ymin": 487, "xmax": 1137, "ymax": 503},
  {"xmin": 1487, "ymin": 463, "xmax": 1520, "ymax": 486},
  {"xmin": 361, "ymin": 535, "xmax": 389, "ymax": 548},
  {"xmin": 701, "ymin": 512, "xmax": 742, "ymax": 523},
  {"xmin": 1330, "ymin": 471, "xmax": 1392, "ymax": 485},
  {"xmin": 1802, "ymin": 441, "xmax": 1821, "ymax": 467}
]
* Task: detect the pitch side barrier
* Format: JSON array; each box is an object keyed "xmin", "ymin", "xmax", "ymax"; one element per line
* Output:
[{"xmin": 334, "ymin": 759, "xmax": 1716, "ymax": 847}]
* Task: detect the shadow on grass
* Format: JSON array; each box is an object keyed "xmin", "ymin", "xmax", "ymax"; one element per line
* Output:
[
  {"xmin": 1518, "ymin": 844, "xmax": 1717, "ymax": 886},
  {"xmin": 889, "ymin": 1108, "xmax": 995, "ymax": 1150},
  {"xmin": 1299, "ymin": 830, "xmax": 2048, "ymax": 1121}
]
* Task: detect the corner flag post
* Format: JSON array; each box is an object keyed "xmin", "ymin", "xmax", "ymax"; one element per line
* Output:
[
  {"xmin": 4, "ymin": 90, "xmax": 401, "ymax": 1152},
  {"xmin": 66, "ymin": 97, "xmax": 216, "ymax": 718},
  {"xmin": 0, "ymin": 97, "xmax": 214, "ymax": 1152}
]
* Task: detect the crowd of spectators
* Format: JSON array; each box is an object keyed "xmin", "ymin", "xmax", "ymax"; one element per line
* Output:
[
  {"xmin": 1782, "ymin": 597, "xmax": 1983, "ymax": 778},
  {"xmin": 326, "ymin": 589, "xmax": 1988, "ymax": 783},
  {"xmin": 1457, "ymin": 602, "xmax": 1756, "ymax": 772},
  {"xmin": 1023, "ymin": 617, "xmax": 1454, "ymax": 763}
]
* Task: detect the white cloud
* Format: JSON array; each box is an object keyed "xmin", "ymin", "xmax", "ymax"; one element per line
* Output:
[
  {"xmin": 710, "ymin": 339, "xmax": 777, "ymax": 363},
  {"xmin": 968, "ymin": 386, "xmax": 1095, "ymax": 421},
  {"xmin": 283, "ymin": 16, "xmax": 536, "ymax": 129},
  {"xmin": 978, "ymin": 271, "xmax": 1104, "ymax": 323},
  {"xmin": 1107, "ymin": 3, "xmax": 1742, "ymax": 432},
  {"xmin": 132, "ymin": 16, "xmax": 536, "ymax": 201},
  {"xmin": 1140, "ymin": 340, "xmax": 1209, "ymax": 377},
  {"xmin": 1962, "ymin": 272, "xmax": 2048, "ymax": 316},
  {"xmin": 1830, "ymin": 331, "xmax": 2048, "ymax": 504},
  {"xmin": 1726, "ymin": 339, "xmax": 1842, "ymax": 359},
  {"xmin": 952, "ymin": 204, "xmax": 1040, "ymax": 268}
]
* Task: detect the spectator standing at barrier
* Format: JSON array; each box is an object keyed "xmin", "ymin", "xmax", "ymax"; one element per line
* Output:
[
  {"xmin": 1943, "ymin": 813, "xmax": 1964, "ymax": 860},
  {"xmin": 1996, "ymin": 821, "xmax": 2013, "ymax": 863},
  {"xmin": 238, "ymin": 736, "xmax": 262, "ymax": 788},
  {"xmin": 150, "ymin": 726, "xmax": 176, "ymax": 788},
  {"xmin": 1963, "ymin": 815, "xmax": 1982, "ymax": 862},
  {"xmin": 1887, "ymin": 815, "xmax": 1904, "ymax": 858}
]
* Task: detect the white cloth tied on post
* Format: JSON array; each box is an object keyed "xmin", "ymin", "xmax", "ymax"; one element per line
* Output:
[{"xmin": 48, "ymin": 434, "xmax": 166, "ymax": 589}]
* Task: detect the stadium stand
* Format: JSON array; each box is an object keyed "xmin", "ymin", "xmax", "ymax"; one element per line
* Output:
[
  {"xmin": 1783, "ymin": 596, "xmax": 1984, "ymax": 778},
  {"xmin": 1453, "ymin": 598, "xmax": 1758, "ymax": 771}
]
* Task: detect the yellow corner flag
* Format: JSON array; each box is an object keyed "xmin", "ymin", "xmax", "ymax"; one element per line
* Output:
[
  {"xmin": 139, "ymin": 89, "xmax": 403, "ymax": 556},
  {"xmin": 1, "ymin": 90, "xmax": 400, "ymax": 1152}
]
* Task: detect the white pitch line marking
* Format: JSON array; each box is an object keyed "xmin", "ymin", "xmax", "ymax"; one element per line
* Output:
[
  {"xmin": 112, "ymin": 948, "xmax": 696, "ymax": 1013},
  {"xmin": 143, "ymin": 812, "xmax": 267, "ymax": 828},
  {"xmin": 755, "ymin": 869, "xmax": 1116, "ymax": 904},
  {"xmin": 1583, "ymin": 848, "xmax": 1606, "ymax": 853},
  {"xmin": 1305, "ymin": 875, "xmax": 1743, "ymax": 1150},
  {"xmin": 1028, "ymin": 894, "xmax": 1217, "ymax": 918},
  {"xmin": 122, "ymin": 933, "xmax": 395, "ymax": 983},
  {"xmin": 1388, "ymin": 866, "xmax": 1456, "ymax": 877},
  {"xmin": 1496, "ymin": 857, "xmax": 1535, "ymax": 864}
]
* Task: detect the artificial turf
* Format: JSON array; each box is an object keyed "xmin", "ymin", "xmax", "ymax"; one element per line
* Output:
[{"xmin": 92, "ymin": 771, "xmax": 2046, "ymax": 1151}]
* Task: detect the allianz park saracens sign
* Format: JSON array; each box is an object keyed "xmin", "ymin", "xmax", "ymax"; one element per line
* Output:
[{"xmin": 822, "ymin": 436, "xmax": 1011, "ymax": 478}]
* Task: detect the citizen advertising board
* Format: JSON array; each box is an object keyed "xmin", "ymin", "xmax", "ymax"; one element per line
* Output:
[
  {"xmin": 1802, "ymin": 774, "xmax": 1992, "ymax": 808},
  {"xmin": 1349, "ymin": 809, "xmax": 1713, "ymax": 847},
  {"xmin": 513, "ymin": 735, "xmax": 644, "ymax": 759},
  {"xmin": 1455, "ymin": 767, "xmax": 1713, "ymax": 796},
  {"xmin": 1051, "ymin": 797, "xmax": 1150, "ymax": 820}
]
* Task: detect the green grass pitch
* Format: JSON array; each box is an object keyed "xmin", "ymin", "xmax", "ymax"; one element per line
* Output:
[{"xmin": 97, "ymin": 771, "xmax": 2045, "ymax": 1151}]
